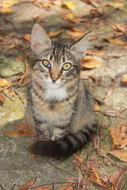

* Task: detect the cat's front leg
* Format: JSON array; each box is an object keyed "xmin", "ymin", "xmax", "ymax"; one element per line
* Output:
[{"xmin": 35, "ymin": 123, "xmax": 50, "ymax": 141}]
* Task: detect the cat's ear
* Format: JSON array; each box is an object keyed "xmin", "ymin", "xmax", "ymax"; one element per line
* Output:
[
  {"xmin": 70, "ymin": 32, "xmax": 90, "ymax": 58},
  {"xmin": 31, "ymin": 23, "xmax": 51, "ymax": 55}
]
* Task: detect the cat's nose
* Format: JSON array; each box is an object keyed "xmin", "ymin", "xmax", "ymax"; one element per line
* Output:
[{"xmin": 52, "ymin": 79, "xmax": 56, "ymax": 83}]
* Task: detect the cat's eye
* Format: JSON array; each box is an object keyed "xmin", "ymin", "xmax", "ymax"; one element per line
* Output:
[
  {"xmin": 41, "ymin": 59, "xmax": 51, "ymax": 68},
  {"xmin": 62, "ymin": 62, "xmax": 72, "ymax": 71}
]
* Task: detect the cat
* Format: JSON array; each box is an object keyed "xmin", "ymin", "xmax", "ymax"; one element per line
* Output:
[{"xmin": 27, "ymin": 23, "xmax": 97, "ymax": 158}]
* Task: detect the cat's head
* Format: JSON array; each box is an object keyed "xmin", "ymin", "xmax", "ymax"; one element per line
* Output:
[{"xmin": 30, "ymin": 23, "xmax": 89, "ymax": 89}]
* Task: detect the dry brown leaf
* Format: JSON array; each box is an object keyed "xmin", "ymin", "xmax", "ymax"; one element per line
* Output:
[
  {"xmin": 0, "ymin": 79, "xmax": 11, "ymax": 87},
  {"xmin": 0, "ymin": 94, "xmax": 6, "ymax": 105},
  {"xmin": 4, "ymin": 124, "xmax": 36, "ymax": 137},
  {"xmin": 109, "ymin": 124, "xmax": 127, "ymax": 149},
  {"xmin": 19, "ymin": 177, "xmax": 37, "ymax": 190},
  {"xmin": 32, "ymin": 186, "xmax": 52, "ymax": 190},
  {"xmin": 48, "ymin": 30, "xmax": 63, "ymax": 37},
  {"xmin": 66, "ymin": 28, "xmax": 85, "ymax": 38},
  {"xmin": 89, "ymin": 162, "xmax": 112, "ymax": 190},
  {"xmin": 112, "ymin": 23, "xmax": 127, "ymax": 33},
  {"xmin": 86, "ymin": 49, "xmax": 106, "ymax": 56},
  {"xmin": 121, "ymin": 74, "xmax": 127, "ymax": 86},
  {"xmin": 82, "ymin": 56, "xmax": 103, "ymax": 69},
  {"xmin": 60, "ymin": 183, "xmax": 74, "ymax": 190},
  {"xmin": 109, "ymin": 168, "xmax": 126, "ymax": 189},
  {"xmin": 109, "ymin": 150, "xmax": 127, "ymax": 162}
]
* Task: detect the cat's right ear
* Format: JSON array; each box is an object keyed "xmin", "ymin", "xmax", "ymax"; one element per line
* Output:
[{"xmin": 31, "ymin": 23, "xmax": 51, "ymax": 55}]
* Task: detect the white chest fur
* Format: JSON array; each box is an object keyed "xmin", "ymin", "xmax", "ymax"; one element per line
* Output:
[
  {"xmin": 43, "ymin": 78, "xmax": 68, "ymax": 101},
  {"xmin": 44, "ymin": 87, "xmax": 68, "ymax": 101}
]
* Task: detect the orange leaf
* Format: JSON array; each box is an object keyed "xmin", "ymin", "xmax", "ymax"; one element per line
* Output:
[
  {"xmin": 23, "ymin": 34, "xmax": 31, "ymax": 41},
  {"xmin": 82, "ymin": 56, "xmax": 103, "ymax": 69},
  {"xmin": 0, "ymin": 7, "xmax": 13, "ymax": 14},
  {"xmin": 66, "ymin": 28, "xmax": 85, "ymax": 38},
  {"xmin": 109, "ymin": 150, "xmax": 127, "ymax": 162},
  {"xmin": 48, "ymin": 30, "xmax": 63, "ymax": 38},
  {"xmin": 19, "ymin": 177, "xmax": 37, "ymax": 190},
  {"xmin": 60, "ymin": 184, "xmax": 74, "ymax": 190},
  {"xmin": 121, "ymin": 74, "xmax": 127, "ymax": 86}
]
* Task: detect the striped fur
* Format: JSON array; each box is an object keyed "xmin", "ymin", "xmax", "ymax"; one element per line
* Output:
[{"xmin": 27, "ymin": 23, "xmax": 97, "ymax": 158}]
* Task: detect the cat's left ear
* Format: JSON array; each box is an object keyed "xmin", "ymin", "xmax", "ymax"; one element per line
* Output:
[{"xmin": 70, "ymin": 32, "xmax": 90, "ymax": 58}]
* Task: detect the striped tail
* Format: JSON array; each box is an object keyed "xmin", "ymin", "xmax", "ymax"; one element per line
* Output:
[{"xmin": 31, "ymin": 124, "xmax": 97, "ymax": 159}]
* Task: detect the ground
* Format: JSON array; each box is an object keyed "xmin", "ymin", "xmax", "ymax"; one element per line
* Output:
[{"xmin": 0, "ymin": 0, "xmax": 127, "ymax": 189}]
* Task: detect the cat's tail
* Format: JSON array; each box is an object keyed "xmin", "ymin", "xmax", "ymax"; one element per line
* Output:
[{"xmin": 31, "ymin": 123, "xmax": 97, "ymax": 159}]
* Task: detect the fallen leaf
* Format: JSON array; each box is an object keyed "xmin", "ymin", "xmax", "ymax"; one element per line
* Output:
[
  {"xmin": 4, "ymin": 124, "xmax": 36, "ymax": 137},
  {"xmin": 0, "ymin": 79, "xmax": 11, "ymax": 87},
  {"xmin": 81, "ymin": 56, "xmax": 103, "ymax": 69},
  {"xmin": 66, "ymin": 28, "xmax": 85, "ymax": 38},
  {"xmin": 109, "ymin": 168, "xmax": 126, "ymax": 189},
  {"xmin": 109, "ymin": 150, "xmax": 127, "ymax": 162},
  {"xmin": 19, "ymin": 177, "xmax": 37, "ymax": 190},
  {"xmin": 107, "ymin": 37, "xmax": 127, "ymax": 46},
  {"xmin": 32, "ymin": 186, "xmax": 51, "ymax": 190},
  {"xmin": 86, "ymin": 49, "xmax": 106, "ymax": 56},
  {"xmin": 60, "ymin": 185, "xmax": 74, "ymax": 190},
  {"xmin": 62, "ymin": 12, "xmax": 81, "ymax": 24},
  {"xmin": 112, "ymin": 23, "xmax": 127, "ymax": 33},
  {"xmin": 62, "ymin": 1, "xmax": 76, "ymax": 10},
  {"xmin": 107, "ymin": 2, "xmax": 124, "ymax": 9},
  {"xmin": 121, "ymin": 74, "xmax": 127, "ymax": 86},
  {"xmin": 23, "ymin": 34, "xmax": 31, "ymax": 41},
  {"xmin": 48, "ymin": 30, "xmax": 63, "ymax": 37},
  {"xmin": 0, "ymin": 7, "xmax": 13, "ymax": 14},
  {"xmin": 109, "ymin": 124, "xmax": 127, "ymax": 149},
  {"xmin": 89, "ymin": 162, "xmax": 112, "ymax": 190},
  {"xmin": 0, "ymin": 94, "xmax": 6, "ymax": 105}
]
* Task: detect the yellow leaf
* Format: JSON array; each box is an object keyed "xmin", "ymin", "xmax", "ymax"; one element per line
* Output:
[
  {"xmin": 48, "ymin": 30, "xmax": 63, "ymax": 37},
  {"xmin": 121, "ymin": 74, "xmax": 127, "ymax": 86},
  {"xmin": 63, "ymin": 1, "xmax": 76, "ymax": 10},
  {"xmin": 0, "ymin": 79, "xmax": 11, "ymax": 87},
  {"xmin": 109, "ymin": 150, "xmax": 127, "ymax": 162},
  {"xmin": 82, "ymin": 56, "xmax": 103, "ymax": 69},
  {"xmin": 62, "ymin": 12, "xmax": 80, "ymax": 23},
  {"xmin": 108, "ymin": 37, "xmax": 127, "ymax": 46},
  {"xmin": 0, "ymin": 7, "xmax": 13, "ymax": 14},
  {"xmin": 2, "ymin": 0, "xmax": 19, "ymax": 8}
]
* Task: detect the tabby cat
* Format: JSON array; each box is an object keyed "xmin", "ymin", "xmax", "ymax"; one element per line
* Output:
[{"xmin": 27, "ymin": 23, "xmax": 97, "ymax": 158}]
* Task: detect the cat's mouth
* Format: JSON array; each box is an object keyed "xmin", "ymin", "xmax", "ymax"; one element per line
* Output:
[{"xmin": 46, "ymin": 81, "xmax": 62, "ymax": 89}]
